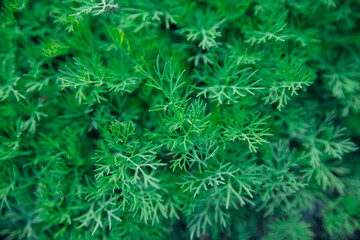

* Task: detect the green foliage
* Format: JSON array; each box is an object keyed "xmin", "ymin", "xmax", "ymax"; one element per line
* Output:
[
  {"xmin": 195, "ymin": 56, "xmax": 263, "ymax": 105},
  {"xmin": 263, "ymin": 214, "xmax": 314, "ymax": 240},
  {"xmin": 1, "ymin": 0, "xmax": 360, "ymax": 239}
]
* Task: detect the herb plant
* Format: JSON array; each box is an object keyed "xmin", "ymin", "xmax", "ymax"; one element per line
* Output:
[{"xmin": 1, "ymin": 0, "xmax": 360, "ymax": 239}]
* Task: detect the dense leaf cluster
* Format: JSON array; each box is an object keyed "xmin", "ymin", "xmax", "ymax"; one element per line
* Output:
[{"xmin": 1, "ymin": 0, "xmax": 360, "ymax": 239}]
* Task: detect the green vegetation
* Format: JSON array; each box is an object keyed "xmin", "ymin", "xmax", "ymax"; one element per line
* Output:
[{"xmin": 0, "ymin": 0, "xmax": 359, "ymax": 239}]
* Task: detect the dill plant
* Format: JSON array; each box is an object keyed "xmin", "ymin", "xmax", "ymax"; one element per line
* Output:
[{"xmin": 0, "ymin": 0, "xmax": 360, "ymax": 239}]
